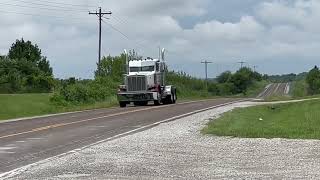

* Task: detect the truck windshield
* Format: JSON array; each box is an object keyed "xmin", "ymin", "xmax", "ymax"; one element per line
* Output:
[{"xmin": 130, "ymin": 66, "xmax": 154, "ymax": 72}]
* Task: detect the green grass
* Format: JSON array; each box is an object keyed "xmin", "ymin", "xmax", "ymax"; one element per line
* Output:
[
  {"xmin": 0, "ymin": 94, "xmax": 118, "ymax": 121},
  {"xmin": 203, "ymin": 99, "xmax": 320, "ymax": 139},
  {"xmin": 291, "ymin": 80, "xmax": 309, "ymax": 97},
  {"xmin": 264, "ymin": 95, "xmax": 293, "ymax": 102},
  {"xmin": 246, "ymin": 80, "xmax": 269, "ymax": 98}
]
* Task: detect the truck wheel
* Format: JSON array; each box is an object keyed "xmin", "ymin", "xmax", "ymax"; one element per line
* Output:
[
  {"xmin": 119, "ymin": 102, "xmax": 127, "ymax": 108},
  {"xmin": 166, "ymin": 89, "xmax": 176, "ymax": 104},
  {"xmin": 162, "ymin": 98, "xmax": 169, "ymax": 105},
  {"xmin": 173, "ymin": 90, "xmax": 177, "ymax": 104},
  {"xmin": 141, "ymin": 101, "xmax": 148, "ymax": 106},
  {"xmin": 154, "ymin": 99, "xmax": 161, "ymax": 106}
]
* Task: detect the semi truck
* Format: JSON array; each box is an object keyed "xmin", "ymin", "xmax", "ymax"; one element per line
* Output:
[{"xmin": 117, "ymin": 48, "xmax": 177, "ymax": 107}]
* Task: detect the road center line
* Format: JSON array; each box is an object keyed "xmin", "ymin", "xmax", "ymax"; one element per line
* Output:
[
  {"xmin": 0, "ymin": 99, "xmax": 247, "ymax": 179},
  {"xmin": 0, "ymin": 99, "xmax": 234, "ymax": 140}
]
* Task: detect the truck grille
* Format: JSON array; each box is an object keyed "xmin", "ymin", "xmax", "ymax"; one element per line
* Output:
[{"xmin": 126, "ymin": 76, "xmax": 147, "ymax": 91}]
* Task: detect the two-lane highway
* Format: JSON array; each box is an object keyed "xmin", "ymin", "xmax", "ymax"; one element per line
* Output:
[
  {"xmin": 257, "ymin": 83, "xmax": 291, "ymax": 99},
  {"xmin": 0, "ymin": 98, "xmax": 244, "ymax": 173}
]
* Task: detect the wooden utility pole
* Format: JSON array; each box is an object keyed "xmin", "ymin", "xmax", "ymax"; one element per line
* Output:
[
  {"xmin": 201, "ymin": 60, "xmax": 213, "ymax": 89},
  {"xmin": 238, "ymin": 61, "xmax": 246, "ymax": 68},
  {"xmin": 89, "ymin": 7, "xmax": 112, "ymax": 74}
]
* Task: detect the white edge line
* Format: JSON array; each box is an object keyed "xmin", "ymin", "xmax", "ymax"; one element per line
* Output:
[
  {"xmin": 284, "ymin": 83, "xmax": 290, "ymax": 95},
  {"xmin": 257, "ymin": 84, "xmax": 272, "ymax": 98},
  {"xmin": 274, "ymin": 83, "xmax": 281, "ymax": 94},
  {"xmin": 0, "ymin": 99, "xmax": 247, "ymax": 179}
]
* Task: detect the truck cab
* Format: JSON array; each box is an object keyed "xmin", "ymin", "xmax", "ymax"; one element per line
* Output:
[{"xmin": 117, "ymin": 55, "xmax": 176, "ymax": 107}]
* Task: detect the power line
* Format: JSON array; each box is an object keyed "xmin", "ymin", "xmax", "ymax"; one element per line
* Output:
[
  {"xmin": 101, "ymin": 21, "xmax": 147, "ymax": 52},
  {"xmin": 105, "ymin": 11, "xmax": 177, "ymax": 57},
  {"xmin": 0, "ymin": 2, "xmax": 87, "ymax": 12},
  {"xmin": 102, "ymin": 19, "xmax": 130, "ymax": 40},
  {"xmin": 0, "ymin": 9, "xmax": 91, "ymax": 20},
  {"xmin": 102, "ymin": 18, "xmax": 155, "ymax": 52},
  {"xmin": 10, "ymin": 0, "xmax": 88, "ymax": 11},
  {"xmin": 105, "ymin": 14, "xmax": 174, "ymax": 58},
  {"xmin": 110, "ymin": 15, "xmax": 127, "ymax": 27},
  {"xmin": 238, "ymin": 61, "xmax": 246, "ymax": 68},
  {"xmin": 30, "ymin": 0, "xmax": 97, "ymax": 8},
  {"xmin": 110, "ymin": 13, "xmax": 131, "ymax": 26}
]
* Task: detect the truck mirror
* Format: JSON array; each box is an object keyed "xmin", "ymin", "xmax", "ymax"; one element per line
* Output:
[
  {"xmin": 156, "ymin": 62, "xmax": 161, "ymax": 72},
  {"xmin": 160, "ymin": 63, "xmax": 165, "ymax": 72}
]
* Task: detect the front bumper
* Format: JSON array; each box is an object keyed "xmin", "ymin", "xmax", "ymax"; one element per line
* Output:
[{"xmin": 117, "ymin": 92, "xmax": 158, "ymax": 102}]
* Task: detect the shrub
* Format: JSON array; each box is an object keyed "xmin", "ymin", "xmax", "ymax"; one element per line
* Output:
[{"xmin": 51, "ymin": 77, "xmax": 119, "ymax": 104}]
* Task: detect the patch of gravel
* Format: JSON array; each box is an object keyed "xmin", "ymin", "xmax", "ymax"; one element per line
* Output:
[{"xmin": 2, "ymin": 102, "xmax": 320, "ymax": 179}]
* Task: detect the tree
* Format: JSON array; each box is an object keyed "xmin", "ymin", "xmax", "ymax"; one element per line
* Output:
[
  {"xmin": 306, "ymin": 66, "xmax": 320, "ymax": 94},
  {"xmin": 95, "ymin": 54, "xmax": 126, "ymax": 81},
  {"xmin": 128, "ymin": 49, "xmax": 142, "ymax": 60},
  {"xmin": 0, "ymin": 38, "xmax": 54, "ymax": 93},
  {"xmin": 8, "ymin": 38, "xmax": 41, "ymax": 63},
  {"xmin": 8, "ymin": 38, "xmax": 53, "ymax": 76},
  {"xmin": 217, "ymin": 71, "xmax": 232, "ymax": 83},
  {"xmin": 230, "ymin": 67, "xmax": 256, "ymax": 94}
]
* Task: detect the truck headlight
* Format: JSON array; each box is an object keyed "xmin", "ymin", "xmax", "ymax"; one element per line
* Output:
[
  {"xmin": 118, "ymin": 85, "xmax": 127, "ymax": 92},
  {"xmin": 119, "ymin": 85, "xmax": 126, "ymax": 89}
]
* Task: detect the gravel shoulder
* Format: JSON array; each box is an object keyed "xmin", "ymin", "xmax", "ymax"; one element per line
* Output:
[{"xmin": 2, "ymin": 101, "xmax": 320, "ymax": 179}]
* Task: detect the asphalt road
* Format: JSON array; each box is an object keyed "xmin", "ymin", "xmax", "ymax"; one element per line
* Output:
[
  {"xmin": 257, "ymin": 83, "xmax": 290, "ymax": 99},
  {"xmin": 0, "ymin": 98, "xmax": 244, "ymax": 174}
]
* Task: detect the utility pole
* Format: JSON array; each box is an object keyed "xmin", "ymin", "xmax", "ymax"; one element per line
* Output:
[
  {"xmin": 238, "ymin": 61, "xmax": 246, "ymax": 68},
  {"xmin": 201, "ymin": 60, "xmax": 213, "ymax": 89},
  {"xmin": 89, "ymin": 7, "xmax": 112, "ymax": 74}
]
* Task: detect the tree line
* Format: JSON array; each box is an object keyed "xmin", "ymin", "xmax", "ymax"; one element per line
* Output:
[
  {"xmin": 51, "ymin": 55, "xmax": 264, "ymax": 104},
  {"xmin": 0, "ymin": 38, "xmax": 265, "ymax": 105}
]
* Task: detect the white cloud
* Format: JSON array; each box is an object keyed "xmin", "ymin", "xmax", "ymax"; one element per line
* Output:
[
  {"xmin": 256, "ymin": 1, "xmax": 308, "ymax": 27},
  {"xmin": 1, "ymin": 0, "xmax": 320, "ymax": 78},
  {"xmin": 185, "ymin": 16, "xmax": 264, "ymax": 43}
]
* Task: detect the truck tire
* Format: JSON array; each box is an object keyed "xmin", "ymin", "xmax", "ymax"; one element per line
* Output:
[
  {"xmin": 141, "ymin": 101, "xmax": 148, "ymax": 106},
  {"xmin": 172, "ymin": 90, "xmax": 177, "ymax": 104},
  {"xmin": 154, "ymin": 99, "xmax": 161, "ymax": 106},
  {"xmin": 119, "ymin": 102, "xmax": 127, "ymax": 108},
  {"xmin": 165, "ymin": 89, "xmax": 176, "ymax": 104}
]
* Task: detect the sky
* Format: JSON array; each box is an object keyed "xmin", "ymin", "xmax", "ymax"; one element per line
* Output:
[{"xmin": 0, "ymin": 0, "xmax": 320, "ymax": 79}]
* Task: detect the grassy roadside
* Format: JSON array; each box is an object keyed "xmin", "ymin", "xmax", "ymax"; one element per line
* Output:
[
  {"xmin": 0, "ymin": 94, "xmax": 118, "ymax": 121},
  {"xmin": 291, "ymin": 80, "xmax": 309, "ymax": 97},
  {"xmin": 245, "ymin": 80, "xmax": 269, "ymax": 98},
  {"xmin": 203, "ymin": 99, "xmax": 320, "ymax": 139}
]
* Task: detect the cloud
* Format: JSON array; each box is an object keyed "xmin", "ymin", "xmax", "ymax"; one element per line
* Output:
[
  {"xmin": 107, "ymin": 0, "xmax": 208, "ymax": 17},
  {"xmin": 1, "ymin": 0, "xmax": 320, "ymax": 78},
  {"xmin": 175, "ymin": 0, "xmax": 320, "ymax": 67}
]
